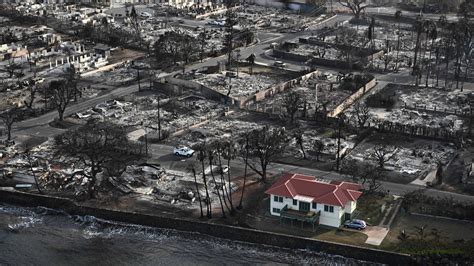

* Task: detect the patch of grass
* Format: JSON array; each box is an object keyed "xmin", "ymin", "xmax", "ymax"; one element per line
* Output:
[
  {"xmin": 314, "ymin": 228, "xmax": 368, "ymax": 246},
  {"xmin": 383, "ymin": 239, "xmax": 474, "ymax": 258},
  {"xmin": 355, "ymin": 193, "xmax": 394, "ymax": 226}
]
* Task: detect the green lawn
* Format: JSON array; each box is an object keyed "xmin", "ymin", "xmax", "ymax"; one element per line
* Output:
[{"xmin": 355, "ymin": 193, "xmax": 395, "ymax": 226}]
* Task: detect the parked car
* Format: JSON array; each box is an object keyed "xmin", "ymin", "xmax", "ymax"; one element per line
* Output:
[
  {"xmin": 140, "ymin": 12, "xmax": 152, "ymax": 17},
  {"xmin": 344, "ymin": 219, "xmax": 367, "ymax": 230},
  {"xmin": 173, "ymin": 146, "xmax": 195, "ymax": 157},
  {"xmin": 202, "ymin": 165, "xmax": 229, "ymax": 175},
  {"xmin": 274, "ymin": 61, "xmax": 286, "ymax": 67}
]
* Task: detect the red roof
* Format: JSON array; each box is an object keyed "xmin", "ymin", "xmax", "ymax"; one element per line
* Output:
[{"xmin": 265, "ymin": 173, "xmax": 363, "ymax": 207}]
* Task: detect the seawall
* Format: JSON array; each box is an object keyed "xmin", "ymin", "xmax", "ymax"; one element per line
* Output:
[{"xmin": 0, "ymin": 188, "xmax": 414, "ymax": 265}]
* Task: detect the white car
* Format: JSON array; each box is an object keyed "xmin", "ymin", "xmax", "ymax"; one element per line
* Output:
[
  {"xmin": 274, "ymin": 61, "xmax": 286, "ymax": 67},
  {"xmin": 173, "ymin": 146, "xmax": 195, "ymax": 157},
  {"xmin": 140, "ymin": 12, "xmax": 152, "ymax": 17}
]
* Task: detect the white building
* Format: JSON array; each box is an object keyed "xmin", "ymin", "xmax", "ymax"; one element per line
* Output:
[{"xmin": 265, "ymin": 173, "xmax": 363, "ymax": 228}]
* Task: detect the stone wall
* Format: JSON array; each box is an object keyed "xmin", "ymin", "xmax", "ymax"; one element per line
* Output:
[
  {"xmin": 242, "ymin": 69, "xmax": 320, "ymax": 107},
  {"xmin": 328, "ymin": 78, "xmax": 377, "ymax": 117},
  {"xmin": 0, "ymin": 188, "xmax": 414, "ymax": 265}
]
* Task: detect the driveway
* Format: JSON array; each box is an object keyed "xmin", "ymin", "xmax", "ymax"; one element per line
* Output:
[{"xmin": 363, "ymin": 226, "xmax": 389, "ymax": 246}]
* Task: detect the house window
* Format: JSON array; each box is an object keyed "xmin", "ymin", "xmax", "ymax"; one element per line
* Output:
[
  {"xmin": 312, "ymin": 202, "xmax": 317, "ymax": 209},
  {"xmin": 324, "ymin": 205, "xmax": 334, "ymax": 213},
  {"xmin": 272, "ymin": 208, "xmax": 281, "ymax": 213},
  {"xmin": 293, "ymin": 199, "xmax": 297, "ymax": 206},
  {"xmin": 273, "ymin": 196, "xmax": 283, "ymax": 203}
]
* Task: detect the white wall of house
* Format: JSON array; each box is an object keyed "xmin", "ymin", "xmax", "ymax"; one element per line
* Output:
[
  {"xmin": 345, "ymin": 200, "xmax": 357, "ymax": 214},
  {"xmin": 319, "ymin": 205, "xmax": 344, "ymax": 227},
  {"xmin": 269, "ymin": 194, "xmax": 352, "ymax": 228}
]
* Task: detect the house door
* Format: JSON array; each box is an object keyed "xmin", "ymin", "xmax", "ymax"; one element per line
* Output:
[
  {"xmin": 344, "ymin": 212, "xmax": 351, "ymax": 221},
  {"xmin": 299, "ymin": 202, "xmax": 310, "ymax": 212}
]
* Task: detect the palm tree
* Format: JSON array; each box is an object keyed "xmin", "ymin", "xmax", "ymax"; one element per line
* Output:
[
  {"xmin": 207, "ymin": 142, "xmax": 226, "ymax": 218},
  {"xmin": 412, "ymin": 16, "xmax": 424, "ymax": 75},
  {"xmin": 191, "ymin": 167, "xmax": 204, "ymax": 218},
  {"xmin": 238, "ymin": 132, "xmax": 250, "ymax": 210},
  {"xmin": 394, "ymin": 10, "xmax": 402, "ymax": 71},
  {"xmin": 425, "ymin": 24, "xmax": 437, "ymax": 87},
  {"xmin": 195, "ymin": 142, "xmax": 212, "ymax": 218}
]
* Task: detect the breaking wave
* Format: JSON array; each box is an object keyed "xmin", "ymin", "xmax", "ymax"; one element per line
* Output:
[{"xmin": 0, "ymin": 204, "xmax": 377, "ymax": 265}]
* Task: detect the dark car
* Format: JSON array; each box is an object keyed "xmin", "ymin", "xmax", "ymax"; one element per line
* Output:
[{"xmin": 344, "ymin": 219, "xmax": 367, "ymax": 230}]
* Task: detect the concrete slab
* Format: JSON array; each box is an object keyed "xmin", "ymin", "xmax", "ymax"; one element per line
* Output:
[{"xmin": 364, "ymin": 226, "xmax": 389, "ymax": 246}]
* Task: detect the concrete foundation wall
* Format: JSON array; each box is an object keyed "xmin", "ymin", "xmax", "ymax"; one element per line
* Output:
[
  {"xmin": 273, "ymin": 49, "xmax": 361, "ymax": 70},
  {"xmin": 328, "ymin": 78, "xmax": 377, "ymax": 117},
  {"xmin": 0, "ymin": 189, "xmax": 413, "ymax": 265}
]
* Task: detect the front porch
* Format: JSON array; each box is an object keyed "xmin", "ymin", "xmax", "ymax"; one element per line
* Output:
[{"xmin": 280, "ymin": 205, "xmax": 321, "ymax": 231}]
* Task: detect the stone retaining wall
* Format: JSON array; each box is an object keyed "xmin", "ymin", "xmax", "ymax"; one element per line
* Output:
[{"xmin": 0, "ymin": 189, "xmax": 414, "ymax": 265}]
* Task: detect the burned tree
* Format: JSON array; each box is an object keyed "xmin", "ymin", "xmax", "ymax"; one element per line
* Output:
[
  {"xmin": 5, "ymin": 54, "xmax": 22, "ymax": 78},
  {"xmin": 351, "ymin": 101, "xmax": 371, "ymax": 128},
  {"xmin": 282, "ymin": 90, "xmax": 304, "ymax": 125},
  {"xmin": 341, "ymin": 159, "xmax": 382, "ymax": 193},
  {"xmin": 238, "ymin": 131, "xmax": 250, "ymax": 209},
  {"xmin": 64, "ymin": 64, "xmax": 81, "ymax": 101},
  {"xmin": 48, "ymin": 80, "xmax": 75, "ymax": 121},
  {"xmin": 0, "ymin": 107, "xmax": 22, "ymax": 142},
  {"xmin": 338, "ymin": 0, "xmax": 369, "ymax": 19},
  {"xmin": 370, "ymin": 144, "xmax": 396, "ymax": 169},
  {"xmin": 312, "ymin": 139, "xmax": 325, "ymax": 161},
  {"xmin": 394, "ymin": 10, "xmax": 402, "ymax": 71},
  {"xmin": 21, "ymin": 79, "xmax": 37, "ymax": 110},
  {"xmin": 53, "ymin": 121, "xmax": 145, "ymax": 198},
  {"xmin": 224, "ymin": 0, "xmax": 238, "ymax": 66},
  {"xmin": 207, "ymin": 141, "xmax": 226, "ymax": 218},
  {"xmin": 246, "ymin": 126, "xmax": 288, "ymax": 182},
  {"xmin": 193, "ymin": 141, "xmax": 212, "ymax": 218},
  {"xmin": 293, "ymin": 129, "xmax": 307, "ymax": 159}
]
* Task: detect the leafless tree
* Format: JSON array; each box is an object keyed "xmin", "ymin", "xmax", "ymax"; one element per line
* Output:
[
  {"xmin": 293, "ymin": 129, "xmax": 306, "ymax": 159},
  {"xmin": 48, "ymin": 80, "xmax": 75, "ymax": 121},
  {"xmin": 282, "ymin": 90, "xmax": 304, "ymax": 125},
  {"xmin": 370, "ymin": 144, "xmax": 396, "ymax": 169},
  {"xmin": 5, "ymin": 54, "xmax": 22, "ymax": 78},
  {"xmin": 341, "ymin": 159, "xmax": 382, "ymax": 193},
  {"xmin": 0, "ymin": 107, "xmax": 22, "ymax": 141},
  {"xmin": 246, "ymin": 126, "xmax": 288, "ymax": 182},
  {"xmin": 224, "ymin": 0, "xmax": 238, "ymax": 66},
  {"xmin": 338, "ymin": 0, "xmax": 369, "ymax": 19},
  {"xmin": 22, "ymin": 79, "xmax": 37, "ymax": 110},
  {"xmin": 312, "ymin": 139, "xmax": 325, "ymax": 161},
  {"xmin": 351, "ymin": 101, "xmax": 371, "ymax": 128},
  {"xmin": 53, "ymin": 121, "xmax": 145, "ymax": 198}
]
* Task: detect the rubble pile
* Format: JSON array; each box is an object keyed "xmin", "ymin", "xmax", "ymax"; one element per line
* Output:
[
  {"xmin": 348, "ymin": 141, "xmax": 455, "ymax": 176},
  {"xmin": 287, "ymin": 129, "xmax": 355, "ymax": 159},
  {"xmin": 194, "ymin": 71, "xmax": 284, "ymax": 100},
  {"xmin": 74, "ymin": 94, "xmax": 227, "ymax": 136}
]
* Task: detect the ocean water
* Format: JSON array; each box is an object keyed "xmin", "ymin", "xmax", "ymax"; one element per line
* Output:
[{"xmin": 0, "ymin": 204, "xmax": 373, "ymax": 265}]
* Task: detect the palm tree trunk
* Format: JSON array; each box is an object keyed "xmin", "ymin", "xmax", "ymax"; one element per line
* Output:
[
  {"xmin": 201, "ymin": 159, "xmax": 211, "ymax": 218},
  {"xmin": 209, "ymin": 158, "xmax": 226, "ymax": 218},
  {"xmin": 192, "ymin": 168, "xmax": 204, "ymax": 218}
]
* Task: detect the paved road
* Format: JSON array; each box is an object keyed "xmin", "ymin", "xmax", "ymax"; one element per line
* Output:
[
  {"xmin": 148, "ymin": 143, "xmax": 474, "ymax": 203},
  {"xmin": 8, "ymin": 13, "xmax": 474, "ymax": 203}
]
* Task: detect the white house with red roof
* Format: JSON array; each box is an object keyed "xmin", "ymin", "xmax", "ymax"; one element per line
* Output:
[{"xmin": 265, "ymin": 173, "xmax": 363, "ymax": 228}]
